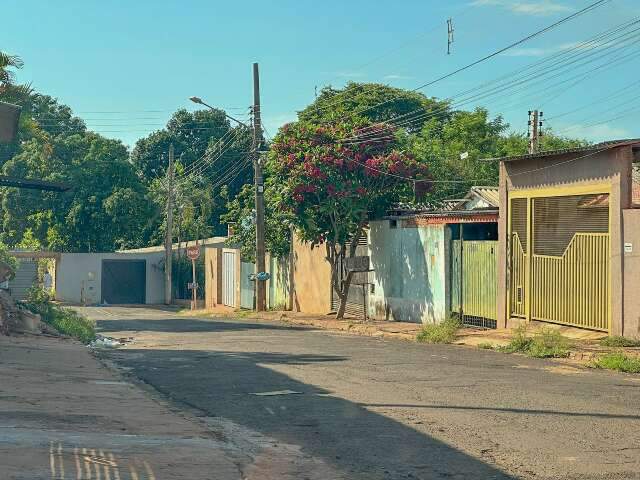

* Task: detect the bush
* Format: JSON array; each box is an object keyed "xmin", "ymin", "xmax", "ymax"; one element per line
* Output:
[
  {"xmin": 498, "ymin": 325, "xmax": 532, "ymax": 353},
  {"xmin": 527, "ymin": 328, "xmax": 570, "ymax": 358},
  {"xmin": 22, "ymin": 286, "xmax": 96, "ymax": 344},
  {"xmin": 600, "ymin": 336, "xmax": 640, "ymax": 348},
  {"xmin": 0, "ymin": 242, "xmax": 18, "ymax": 278},
  {"xmin": 499, "ymin": 325, "xmax": 570, "ymax": 358},
  {"xmin": 416, "ymin": 317, "xmax": 461, "ymax": 344},
  {"xmin": 592, "ymin": 353, "xmax": 640, "ymax": 373}
]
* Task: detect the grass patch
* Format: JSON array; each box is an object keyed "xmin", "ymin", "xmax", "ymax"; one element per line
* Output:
[
  {"xmin": 498, "ymin": 325, "xmax": 532, "ymax": 353},
  {"xmin": 600, "ymin": 336, "xmax": 640, "ymax": 348},
  {"xmin": 592, "ymin": 353, "xmax": 640, "ymax": 373},
  {"xmin": 416, "ymin": 317, "xmax": 461, "ymax": 344},
  {"xmin": 22, "ymin": 287, "xmax": 96, "ymax": 344},
  {"xmin": 498, "ymin": 326, "xmax": 570, "ymax": 358},
  {"xmin": 477, "ymin": 342, "xmax": 495, "ymax": 350},
  {"xmin": 234, "ymin": 309, "xmax": 254, "ymax": 319}
]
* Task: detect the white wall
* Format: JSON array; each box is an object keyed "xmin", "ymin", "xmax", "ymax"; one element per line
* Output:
[
  {"xmin": 56, "ymin": 252, "xmax": 165, "ymax": 305},
  {"xmin": 368, "ymin": 219, "xmax": 448, "ymax": 324}
]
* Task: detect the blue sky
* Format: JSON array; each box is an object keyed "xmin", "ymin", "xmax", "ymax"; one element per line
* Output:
[{"xmin": 2, "ymin": 0, "xmax": 639, "ymax": 147}]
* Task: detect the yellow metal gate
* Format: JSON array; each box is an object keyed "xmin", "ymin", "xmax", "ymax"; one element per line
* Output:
[
  {"xmin": 452, "ymin": 240, "xmax": 498, "ymax": 328},
  {"xmin": 508, "ymin": 190, "xmax": 610, "ymax": 331}
]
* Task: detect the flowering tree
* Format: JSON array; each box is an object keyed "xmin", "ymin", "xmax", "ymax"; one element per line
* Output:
[{"xmin": 268, "ymin": 120, "xmax": 429, "ymax": 318}]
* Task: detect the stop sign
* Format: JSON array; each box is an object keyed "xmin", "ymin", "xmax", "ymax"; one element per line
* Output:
[{"xmin": 186, "ymin": 245, "xmax": 200, "ymax": 260}]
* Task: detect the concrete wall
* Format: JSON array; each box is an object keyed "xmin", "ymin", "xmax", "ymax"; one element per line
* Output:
[
  {"xmin": 498, "ymin": 146, "xmax": 634, "ymax": 334},
  {"xmin": 56, "ymin": 252, "xmax": 164, "ymax": 305},
  {"xmin": 368, "ymin": 219, "xmax": 448, "ymax": 324},
  {"xmin": 268, "ymin": 255, "xmax": 290, "ymax": 310},
  {"xmin": 292, "ymin": 236, "xmax": 332, "ymax": 314},
  {"xmin": 623, "ymin": 209, "xmax": 640, "ymax": 339}
]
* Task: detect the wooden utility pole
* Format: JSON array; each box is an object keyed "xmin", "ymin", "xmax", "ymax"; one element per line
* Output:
[
  {"xmin": 252, "ymin": 62, "xmax": 267, "ymax": 311},
  {"xmin": 164, "ymin": 144, "xmax": 174, "ymax": 305},
  {"xmin": 528, "ymin": 110, "xmax": 543, "ymax": 154}
]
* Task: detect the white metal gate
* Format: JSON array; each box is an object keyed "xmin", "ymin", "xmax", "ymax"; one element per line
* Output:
[
  {"xmin": 10, "ymin": 259, "xmax": 37, "ymax": 301},
  {"xmin": 222, "ymin": 251, "xmax": 236, "ymax": 307}
]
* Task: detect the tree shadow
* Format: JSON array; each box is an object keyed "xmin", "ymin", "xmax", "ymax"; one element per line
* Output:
[
  {"xmin": 368, "ymin": 222, "xmax": 437, "ymax": 323},
  {"xmin": 97, "ymin": 317, "xmax": 313, "ymax": 334},
  {"xmin": 106, "ymin": 347, "xmax": 516, "ymax": 480}
]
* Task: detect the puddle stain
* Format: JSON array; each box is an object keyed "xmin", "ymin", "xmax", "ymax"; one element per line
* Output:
[{"xmin": 48, "ymin": 443, "xmax": 154, "ymax": 480}]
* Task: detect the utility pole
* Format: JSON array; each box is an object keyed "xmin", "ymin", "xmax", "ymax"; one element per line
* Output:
[
  {"xmin": 528, "ymin": 110, "xmax": 543, "ymax": 154},
  {"xmin": 164, "ymin": 144, "xmax": 174, "ymax": 305},
  {"xmin": 252, "ymin": 62, "xmax": 267, "ymax": 312},
  {"xmin": 447, "ymin": 18, "xmax": 454, "ymax": 55}
]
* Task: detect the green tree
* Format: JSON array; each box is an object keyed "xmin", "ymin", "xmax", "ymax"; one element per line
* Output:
[
  {"xmin": 299, "ymin": 82, "xmax": 450, "ymax": 132},
  {"xmin": 269, "ymin": 120, "xmax": 428, "ymax": 318},
  {"xmin": 222, "ymin": 182, "xmax": 292, "ymax": 262},
  {"xmin": 131, "ymin": 109, "xmax": 253, "ymax": 237},
  {"xmin": 1, "ymin": 132, "xmax": 150, "ymax": 251},
  {"xmin": 410, "ymin": 108, "xmax": 589, "ymax": 205}
]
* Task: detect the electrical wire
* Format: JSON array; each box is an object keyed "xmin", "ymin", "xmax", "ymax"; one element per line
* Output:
[{"xmin": 305, "ymin": 0, "xmax": 610, "ymax": 132}]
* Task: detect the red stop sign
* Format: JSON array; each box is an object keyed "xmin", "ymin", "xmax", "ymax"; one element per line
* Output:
[{"xmin": 186, "ymin": 245, "xmax": 200, "ymax": 260}]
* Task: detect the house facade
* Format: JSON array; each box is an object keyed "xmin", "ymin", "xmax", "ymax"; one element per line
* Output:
[{"xmin": 497, "ymin": 139, "xmax": 640, "ymax": 338}]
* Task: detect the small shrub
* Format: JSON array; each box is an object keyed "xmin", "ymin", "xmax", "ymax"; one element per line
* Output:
[
  {"xmin": 600, "ymin": 336, "xmax": 640, "ymax": 348},
  {"xmin": 477, "ymin": 342, "xmax": 494, "ymax": 350},
  {"xmin": 498, "ymin": 325, "xmax": 570, "ymax": 358},
  {"xmin": 498, "ymin": 325, "xmax": 532, "ymax": 353},
  {"xmin": 527, "ymin": 327, "xmax": 570, "ymax": 358},
  {"xmin": 0, "ymin": 242, "xmax": 18, "ymax": 279},
  {"xmin": 22, "ymin": 286, "xmax": 96, "ymax": 344},
  {"xmin": 592, "ymin": 353, "xmax": 640, "ymax": 373},
  {"xmin": 416, "ymin": 317, "xmax": 461, "ymax": 344}
]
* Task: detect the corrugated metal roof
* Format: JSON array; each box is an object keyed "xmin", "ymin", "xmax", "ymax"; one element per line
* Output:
[
  {"xmin": 486, "ymin": 139, "xmax": 640, "ymax": 163},
  {"xmin": 469, "ymin": 186, "xmax": 499, "ymax": 208}
]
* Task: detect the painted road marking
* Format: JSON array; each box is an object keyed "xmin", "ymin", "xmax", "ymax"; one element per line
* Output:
[
  {"xmin": 251, "ymin": 389, "xmax": 301, "ymax": 396},
  {"xmin": 47, "ymin": 443, "xmax": 155, "ymax": 480}
]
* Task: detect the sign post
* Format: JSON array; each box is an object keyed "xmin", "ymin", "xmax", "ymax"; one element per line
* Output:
[{"xmin": 186, "ymin": 244, "xmax": 200, "ymax": 310}]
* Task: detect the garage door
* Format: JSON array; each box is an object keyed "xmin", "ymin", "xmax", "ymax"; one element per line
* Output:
[{"xmin": 101, "ymin": 260, "xmax": 146, "ymax": 304}]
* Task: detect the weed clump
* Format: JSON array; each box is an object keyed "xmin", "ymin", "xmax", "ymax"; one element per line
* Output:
[
  {"xmin": 600, "ymin": 336, "xmax": 640, "ymax": 348},
  {"xmin": 477, "ymin": 342, "xmax": 495, "ymax": 350},
  {"xmin": 22, "ymin": 287, "xmax": 96, "ymax": 344},
  {"xmin": 499, "ymin": 325, "xmax": 570, "ymax": 358},
  {"xmin": 592, "ymin": 353, "xmax": 640, "ymax": 373},
  {"xmin": 416, "ymin": 317, "xmax": 461, "ymax": 344}
]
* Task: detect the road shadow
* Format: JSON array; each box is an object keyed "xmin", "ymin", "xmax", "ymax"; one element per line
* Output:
[
  {"xmin": 97, "ymin": 317, "xmax": 313, "ymax": 334},
  {"xmin": 106, "ymin": 347, "xmax": 516, "ymax": 480}
]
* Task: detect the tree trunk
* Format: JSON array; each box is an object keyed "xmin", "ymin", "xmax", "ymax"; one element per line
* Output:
[
  {"xmin": 335, "ymin": 270, "xmax": 354, "ymax": 319},
  {"xmin": 335, "ymin": 218, "xmax": 367, "ymax": 320}
]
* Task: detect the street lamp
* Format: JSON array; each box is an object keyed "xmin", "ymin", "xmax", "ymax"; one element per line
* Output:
[{"xmin": 189, "ymin": 96, "xmax": 249, "ymax": 128}]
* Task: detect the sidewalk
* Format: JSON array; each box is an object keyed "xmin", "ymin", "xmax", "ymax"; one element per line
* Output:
[
  {"xmin": 0, "ymin": 333, "xmax": 247, "ymax": 479},
  {"xmin": 0, "ymin": 331, "xmax": 352, "ymax": 479}
]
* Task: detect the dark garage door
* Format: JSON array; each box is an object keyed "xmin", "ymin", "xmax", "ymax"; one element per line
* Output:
[{"xmin": 101, "ymin": 260, "xmax": 146, "ymax": 304}]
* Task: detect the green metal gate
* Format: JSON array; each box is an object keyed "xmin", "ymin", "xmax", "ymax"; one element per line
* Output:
[{"xmin": 452, "ymin": 240, "xmax": 498, "ymax": 328}]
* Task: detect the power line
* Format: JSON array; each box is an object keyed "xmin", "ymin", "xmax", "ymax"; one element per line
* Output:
[
  {"xmin": 339, "ymin": 17, "xmax": 639, "ymax": 143},
  {"xmin": 319, "ymin": 0, "xmax": 610, "ymax": 130}
]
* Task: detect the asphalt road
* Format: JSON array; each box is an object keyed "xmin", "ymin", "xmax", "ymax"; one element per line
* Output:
[{"xmin": 85, "ymin": 306, "xmax": 640, "ymax": 480}]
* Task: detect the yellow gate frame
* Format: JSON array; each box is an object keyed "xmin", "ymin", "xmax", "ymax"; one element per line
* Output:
[{"xmin": 507, "ymin": 183, "xmax": 612, "ymax": 333}]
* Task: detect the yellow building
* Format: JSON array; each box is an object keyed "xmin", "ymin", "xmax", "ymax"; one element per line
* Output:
[{"xmin": 497, "ymin": 139, "xmax": 640, "ymax": 338}]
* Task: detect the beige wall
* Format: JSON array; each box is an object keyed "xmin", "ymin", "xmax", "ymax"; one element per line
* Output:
[
  {"xmin": 497, "ymin": 145, "xmax": 635, "ymax": 335},
  {"xmin": 204, "ymin": 247, "xmax": 222, "ymax": 308},
  {"xmin": 623, "ymin": 209, "xmax": 640, "ymax": 338},
  {"xmin": 292, "ymin": 235, "xmax": 332, "ymax": 314}
]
